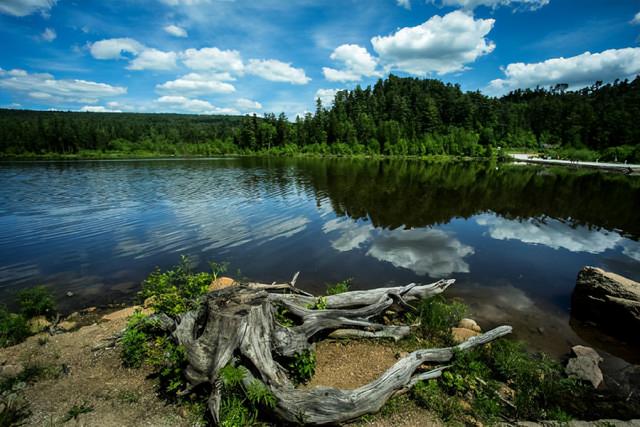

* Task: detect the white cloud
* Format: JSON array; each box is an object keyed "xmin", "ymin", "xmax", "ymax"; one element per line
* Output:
[
  {"xmin": 246, "ymin": 59, "xmax": 311, "ymax": 84},
  {"xmin": 0, "ymin": 0, "xmax": 56, "ymax": 16},
  {"xmin": 322, "ymin": 44, "xmax": 381, "ymax": 82},
  {"xmin": 632, "ymin": 12, "xmax": 640, "ymax": 25},
  {"xmin": 235, "ymin": 98, "xmax": 262, "ymax": 110},
  {"xmin": 164, "ymin": 24, "xmax": 188, "ymax": 38},
  {"xmin": 432, "ymin": 0, "xmax": 549, "ymax": 10},
  {"xmin": 156, "ymin": 95, "xmax": 239, "ymax": 115},
  {"xmin": 315, "ymin": 88, "xmax": 340, "ymax": 107},
  {"xmin": 90, "ymin": 38, "xmax": 144, "ymax": 60},
  {"xmin": 0, "ymin": 69, "xmax": 126, "ymax": 103},
  {"xmin": 397, "ymin": 0, "xmax": 411, "ymax": 9},
  {"xmin": 156, "ymin": 72, "xmax": 236, "ymax": 94},
  {"xmin": 127, "ymin": 48, "xmax": 177, "ymax": 70},
  {"xmin": 41, "ymin": 28, "xmax": 56, "ymax": 42},
  {"xmin": 487, "ymin": 47, "xmax": 640, "ymax": 95},
  {"xmin": 371, "ymin": 10, "xmax": 495, "ymax": 75},
  {"xmin": 182, "ymin": 47, "xmax": 244, "ymax": 73},
  {"xmin": 80, "ymin": 105, "xmax": 122, "ymax": 113}
]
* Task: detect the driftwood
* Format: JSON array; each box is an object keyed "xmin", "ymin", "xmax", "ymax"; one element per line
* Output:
[{"xmin": 169, "ymin": 277, "xmax": 511, "ymax": 425}]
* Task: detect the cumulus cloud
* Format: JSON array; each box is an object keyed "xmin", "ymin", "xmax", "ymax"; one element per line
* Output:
[
  {"xmin": 182, "ymin": 47, "xmax": 244, "ymax": 73},
  {"xmin": 632, "ymin": 12, "xmax": 640, "ymax": 25},
  {"xmin": 41, "ymin": 28, "xmax": 56, "ymax": 42},
  {"xmin": 156, "ymin": 95, "xmax": 239, "ymax": 115},
  {"xmin": 80, "ymin": 105, "xmax": 122, "ymax": 113},
  {"xmin": 0, "ymin": 0, "xmax": 56, "ymax": 16},
  {"xmin": 315, "ymin": 88, "xmax": 340, "ymax": 107},
  {"xmin": 127, "ymin": 48, "xmax": 177, "ymax": 70},
  {"xmin": 487, "ymin": 47, "xmax": 640, "ymax": 95},
  {"xmin": 371, "ymin": 10, "xmax": 495, "ymax": 75},
  {"xmin": 235, "ymin": 98, "xmax": 262, "ymax": 110},
  {"xmin": 397, "ymin": 0, "xmax": 411, "ymax": 9},
  {"xmin": 322, "ymin": 44, "xmax": 381, "ymax": 82},
  {"xmin": 156, "ymin": 72, "xmax": 235, "ymax": 94},
  {"xmin": 246, "ymin": 59, "xmax": 311, "ymax": 84},
  {"xmin": 0, "ymin": 69, "xmax": 126, "ymax": 103},
  {"xmin": 431, "ymin": 0, "xmax": 549, "ymax": 10},
  {"xmin": 164, "ymin": 24, "xmax": 188, "ymax": 37},
  {"xmin": 90, "ymin": 38, "xmax": 145, "ymax": 60}
]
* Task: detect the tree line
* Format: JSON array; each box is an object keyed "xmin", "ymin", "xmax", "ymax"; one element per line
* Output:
[{"xmin": 1, "ymin": 75, "xmax": 639, "ymax": 160}]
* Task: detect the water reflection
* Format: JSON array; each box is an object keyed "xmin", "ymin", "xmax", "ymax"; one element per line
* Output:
[
  {"xmin": 323, "ymin": 218, "xmax": 474, "ymax": 277},
  {"xmin": 476, "ymin": 215, "xmax": 640, "ymax": 261}
]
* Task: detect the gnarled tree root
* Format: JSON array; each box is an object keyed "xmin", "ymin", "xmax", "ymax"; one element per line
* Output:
[{"xmin": 170, "ymin": 278, "xmax": 511, "ymax": 425}]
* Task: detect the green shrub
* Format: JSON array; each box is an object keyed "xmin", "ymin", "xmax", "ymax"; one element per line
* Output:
[
  {"xmin": 146, "ymin": 336, "xmax": 187, "ymax": 397},
  {"xmin": 274, "ymin": 306, "xmax": 295, "ymax": 327},
  {"xmin": 0, "ymin": 306, "xmax": 30, "ymax": 348},
  {"xmin": 306, "ymin": 296, "xmax": 327, "ymax": 310},
  {"xmin": 139, "ymin": 256, "xmax": 213, "ymax": 316},
  {"xmin": 417, "ymin": 296, "xmax": 466, "ymax": 343},
  {"xmin": 326, "ymin": 279, "xmax": 351, "ymax": 295},
  {"xmin": 121, "ymin": 311, "xmax": 151, "ymax": 368},
  {"xmin": 17, "ymin": 285, "xmax": 56, "ymax": 319},
  {"xmin": 412, "ymin": 380, "xmax": 462, "ymax": 421},
  {"xmin": 288, "ymin": 350, "xmax": 316, "ymax": 385}
]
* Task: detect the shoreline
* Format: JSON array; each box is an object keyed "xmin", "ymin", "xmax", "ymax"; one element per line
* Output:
[{"xmin": 510, "ymin": 153, "xmax": 640, "ymax": 174}]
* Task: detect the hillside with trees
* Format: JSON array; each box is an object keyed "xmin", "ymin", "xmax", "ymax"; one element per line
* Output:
[{"xmin": 1, "ymin": 75, "xmax": 639, "ymax": 161}]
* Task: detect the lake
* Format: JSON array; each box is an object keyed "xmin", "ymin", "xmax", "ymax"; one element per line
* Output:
[{"xmin": 1, "ymin": 157, "xmax": 639, "ymax": 361}]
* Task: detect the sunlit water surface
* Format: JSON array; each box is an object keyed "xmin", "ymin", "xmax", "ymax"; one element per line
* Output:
[{"xmin": 1, "ymin": 158, "xmax": 639, "ymax": 362}]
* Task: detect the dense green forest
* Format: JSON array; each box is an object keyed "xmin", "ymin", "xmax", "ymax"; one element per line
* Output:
[{"xmin": 1, "ymin": 75, "xmax": 639, "ymax": 160}]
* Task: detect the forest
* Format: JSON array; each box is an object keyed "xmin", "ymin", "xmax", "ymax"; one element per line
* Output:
[{"xmin": 0, "ymin": 75, "xmax": 639, "ymax": 161}]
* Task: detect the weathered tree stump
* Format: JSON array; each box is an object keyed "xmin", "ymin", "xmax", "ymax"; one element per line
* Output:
[{"xmin": 169, "ymin": 277, "xmax": 512, "ymax": 425}]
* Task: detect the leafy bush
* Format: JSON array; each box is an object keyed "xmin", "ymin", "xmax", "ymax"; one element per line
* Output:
[
  {"xmin": 0, "ymin": 306, "xmax": 30, "ymax": 348},
  {"xmin": 287, "ymin": 350, "xmax": 316, "ymax": 385},
  {"xmin": 139, "ymin": 256, "xmax": 213, "ymax": 316},
  {"xmin": 326, "ymin": 279, "xmax": 351, "ymax": 295},
  {"xmin": 416, "ymin": 296, "xmax": 466, "ymax": 343},
  {"xmin": 412, "ymin": 380, "xmax": 462, "ymax": 421},
  {"xmin": 17, "ymin": 285, "xmax": 56, "ymax": 319},
  {"xmin": 274, "ymin": 306, "xmax": 295, "ymax": 327},
  {"xmin": 306, "ymin": 296, "xmax": 327, "ymax": 310},
  {"xmin": 218, "ymin": 365, "xmax": 277, "ymax": 427},
  {"xmin": 146, "ymin": 336, "xmax": 187, "ymax": 397},
  {"xmin": 121, "ymin": 311, "xmax": 151, "ymax": 368}
]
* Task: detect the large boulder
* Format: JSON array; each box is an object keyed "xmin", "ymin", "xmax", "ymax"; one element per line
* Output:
[
  {"xmin": 565, "ymin": 345, "xmax": 603, "ymax": 388},
  {"xmin": 571, "ymin": 267, "xmax": 640, "ymax": 342}
]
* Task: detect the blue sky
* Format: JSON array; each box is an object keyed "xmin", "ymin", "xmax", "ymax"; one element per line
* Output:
[{"xmin": 0, "ymin": 0, "xmax": 639, "ymax": 118}]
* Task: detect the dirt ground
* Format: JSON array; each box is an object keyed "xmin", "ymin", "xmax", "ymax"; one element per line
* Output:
[
  {"xmin": 0, "ymin": 310, "xmax": 441, "ymax": 427},
  {"xmin": 0, "ymin": 312, "xmax": 190, "ymax": 427}
]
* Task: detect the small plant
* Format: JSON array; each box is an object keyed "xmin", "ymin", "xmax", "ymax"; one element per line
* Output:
[
  {"xmin": 62, "ymin": 403, "xmax": 94, "ymax": 422},
  {"xmin": 416, "ymin": 295, "xmax": 466, "ymax": 343},
  {"xmin": 139, "ymin": 256, "xmax": 213, "ymax": 316},
  {"xmin": 0, "ymin": 306, "xmax": 30, "ymax": 348},
  {"xmin": 326, "ymin": 279, "xmax": 352, "ymax": 295},
  {"xmin": 117, "ymin": 390, "xmax": 140, "ymax": 404},
  {"xmin": 17, "ymin": 285, "xmax": 56, "ymax": 319},
  {"xmin": 246, "ymin": 380, "xmax": 277, "ymax": 409},
  {"xmin": 288, "ymin": 349, "xmax": 316, "ymax": 385},
  {"xmin": 145, "ymin": 336, "xmax": 187, "ymax": 397},
  {"xmin": 274, "ymin": 306, "xmax": 295, "ymax": 327},
  {"xmin": 306, "ymin": 296, "xmax": 327, "ymax": 310},
  {"xmin": 121, "ymin": 311, "xmax": 151, "ymax": 368},
  {"xmin": 412, "ymin": 380, "xmax": 462, "ymax": 421}
]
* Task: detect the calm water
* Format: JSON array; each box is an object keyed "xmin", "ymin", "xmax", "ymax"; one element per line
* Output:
[{"xmin": 1, "ymin": 158, "xmax": 639, "ymax": 360}]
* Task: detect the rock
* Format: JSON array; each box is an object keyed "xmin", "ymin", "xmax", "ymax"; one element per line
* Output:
[
  {"xmin": 458, "ymin": 318, "xmax": 481, "ymax": 332},
  {"xmin": 0, "ymin": 364, "xmax": 24, "ymax": 379},
  {"xmin": 27, "ymin": 315, "xmax": 51, "ymax": 333},
  {"xmin": 451, "ymin": 327, "xmax": 480, "ymax": 343},
  {"xmin": 66, "ymin": 291, "xmax": 74, "ymax": 297},
  {"xmin": 66, "ymin": 311, "xmax": 80, "ymax": 321},
  {"xmin": 208, "ymin": 276, "xmax": 238, "ymax": 292},
  {"xmin": 572, "ymin": 267, "xmax": 640, "ymax": 342},
  {"xmin": 57, "ymin": 320, "xmax": 77, "ymax": 331},
  {"xmin": 565, "ymin": 345, "xmax": 604, "ymax": 388},
  {"xmin": 83, "ymin": 306, "xmax": 97, "ymax": 313},
  {"xmin": 101, "ymin": 306, "xmax": 151, "ymax": 321}
]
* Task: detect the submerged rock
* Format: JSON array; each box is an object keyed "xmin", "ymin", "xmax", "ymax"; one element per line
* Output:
[
  {"xmin": 571, "ymin": 266, "xmax": 640, "ymax": 342},
  {"xmin": 565, "ymin": 345, "xmax": 603, "ymax": 389}
]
